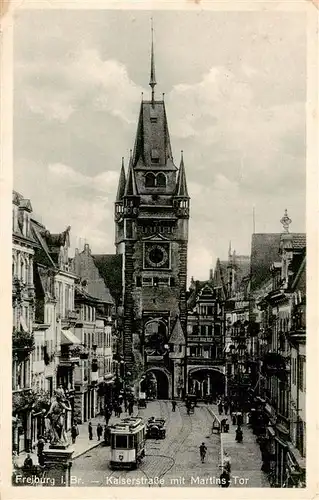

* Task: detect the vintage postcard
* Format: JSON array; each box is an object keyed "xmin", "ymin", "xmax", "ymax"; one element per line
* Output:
[{"xmin": 1, "ymin": 1, "xmax": 318, "ymax": 499}]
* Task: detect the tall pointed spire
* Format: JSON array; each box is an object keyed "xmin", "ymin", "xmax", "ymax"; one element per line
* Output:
[
  {"xmin": 115, "ymin": 157, "xmax": 126, "ymax": 201},
  {"xmin": 124, "ymin": 156, "xmax": 138, "ymax": 196},
  {"xmin": 175, "ymin": 151, "xmax": 189, "ymax": 197},
  {"xmin": 149, "ymin": 18, "xmax": 156, "ymax": 105}
]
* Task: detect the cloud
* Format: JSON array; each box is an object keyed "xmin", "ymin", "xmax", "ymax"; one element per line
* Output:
[
  {"xmin": 13, "ymin": 11, "xmax": 306, "ymax": 281},
  {"xmin": 17, "ymin": 48, "xmax": 144, "ymax": 125}
]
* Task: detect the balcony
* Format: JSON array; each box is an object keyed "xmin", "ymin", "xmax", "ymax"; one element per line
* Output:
[
  {"xmin": 188, "ymin": 336, "xmax": 218, "ymax": 343},
  {"xmin": 187, "ymin": 357, "xmax": 225, "ymax": 366}
]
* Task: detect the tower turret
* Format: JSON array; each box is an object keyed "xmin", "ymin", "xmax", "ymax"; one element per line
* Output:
[{"xmin": 174, "ymin": 151, "xmax": 190, "ymax": 218}]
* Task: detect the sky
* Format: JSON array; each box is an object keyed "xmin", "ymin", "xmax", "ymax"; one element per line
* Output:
[{"xmin": 13, "ymin": 9, "xmax": 306, "ymax": 280}]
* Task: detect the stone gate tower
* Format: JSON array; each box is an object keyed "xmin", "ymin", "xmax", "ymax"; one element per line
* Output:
[{"xmin": 114, "ymin": 29, "xmax": 190, "ymax": 398}]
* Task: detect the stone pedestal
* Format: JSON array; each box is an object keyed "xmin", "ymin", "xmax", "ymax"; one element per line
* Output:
[{"xmin": 42, "ymin": 446, "xmax": 74, "ymax": 487}]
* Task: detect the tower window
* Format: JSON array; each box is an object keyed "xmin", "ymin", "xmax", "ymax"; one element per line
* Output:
[
  {"xmin": 170, "ymin": 277, "xmax": 175, "ymax": 287},
  {"xmin": 145, "ymin": 172, "xmax": 155, "ymax": 187},
  {"xmin": 136, "ymin": 277, "xmax": 142, "ymax": 287},
  {"xmin": 151, "ymin": 148, "xmax": 159, "ymax": 160},
  {"xmin": 156, "ymin": 173, "xmax": 166, "ymax": 187}
]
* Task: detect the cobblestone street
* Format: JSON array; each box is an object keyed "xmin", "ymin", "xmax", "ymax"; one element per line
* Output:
[
  {"xmin": 70, "ymin": 400, "xmax": 269, "ymax": 488},
  {"xmin": 71, "ymin": 400, "xmax": 221, "ymax": 487}
]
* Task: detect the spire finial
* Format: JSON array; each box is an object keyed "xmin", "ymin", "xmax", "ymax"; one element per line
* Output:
[
  {"xmin": 121, "ymin": 156, "xmax": 124, "ymax": 167},
  {"xmin": 280, "ymin": 209, "xmax": 292, "ymax": 233},
  {"xmin": 149, "ymin": 18, "xmax": 156, "ymax": 105}
]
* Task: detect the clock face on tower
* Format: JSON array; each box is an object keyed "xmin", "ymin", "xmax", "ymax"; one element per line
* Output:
[{"xmin": 144, "ymin": 243, "xmax": 170, "ymax": 269}]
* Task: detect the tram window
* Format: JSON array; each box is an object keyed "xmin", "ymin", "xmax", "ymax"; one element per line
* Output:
[
  {"xmin": 128, "ymin": 436, "xmax": 134, "ymax": 448},
  {"xmin": 111, "ymin": 435, "xmax": 115, "ymax": 448},
  {"xmin": 116, "ymin": 435, "xmax": 128, "ymax": 448}
]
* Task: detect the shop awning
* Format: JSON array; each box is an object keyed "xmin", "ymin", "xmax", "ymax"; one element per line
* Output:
[{"xmin": 61, "ymin": 330, "xmax": 81, "ymax": 345}]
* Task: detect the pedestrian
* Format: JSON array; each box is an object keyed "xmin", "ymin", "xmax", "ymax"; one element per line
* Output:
[
  {"xmin": 199, "ymin": 442, "xmax": 207, "ymax": 463},
  {"xmin": 235, "ymin": 425, "xmax": 243, "ymax": 443},
  {"xmin": 237, "ymin": 412, "xmax": 243, "ymax": 426},
  {"xmin": 172, "ymin": 400, "xmax": 177, "ymax": 412},
  {"xmin": 220, "ymin": 418, "xmax": 227, "ymax": 433},
  {"xmin": 88, "ymin": 421, "xmax": 93, "ymax": 440},
  {"xmin": 105, "ymin": 408, "xmax": 111, "ymax": 425},
  {"xmin": 97, "ymin": 423, "xmax": 103, "ymax": 441},
  {"xmin": 23, "ymin": 453, "xmax": 33, "ymax": 471},
  {"xmin": 220, "ymin": 468, "xmax": 230, "ymax": 487},
  {"xmin": 223, "ymin": 451, "xmax": 231, "ymax": 473},
  {"xmin": 128, "ymin": 401, "xmax": 134, "ymax": 416},
  {"xmin": 37, "ymin": 436, "xmax": 45, "ymax": 456},
  {"xmin": 218, "ymin": 401, "xmax": 223, "ymax": 415},
  {"xmin": 71, "ymin": 424, "xmax": 78, "ymax": 444},
  {"xmin": 231, "ymin": 412, "xmax": 237, "ymax": 426},
  {"xmin": 117, "ymin": 404, "xmax": 122, "ymax": 418},
  {"xmin": 104, "ymin": 425, "xmax": 110, "ymax": 445},
  {"xmin": 224, "ymin": 401, "xmax": 229, "ymax": 415}
]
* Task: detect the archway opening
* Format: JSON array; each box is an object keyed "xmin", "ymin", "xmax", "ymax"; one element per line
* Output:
[
  {"xmin": 188, "ymin": 369, "xmax": 225, "ymax": 400},
  {"xmin": 142, "ymin": 369, "xmax": 169, "ymax": 400}
]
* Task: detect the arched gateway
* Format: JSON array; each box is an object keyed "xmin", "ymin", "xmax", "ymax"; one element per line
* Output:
[{"xmin": 140, "ymin": 367, "xmax": 171, "ymax": 400}]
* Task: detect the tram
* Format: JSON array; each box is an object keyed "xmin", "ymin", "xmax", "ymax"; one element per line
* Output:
[{"xmin": 109, "ymin": 417, "xmax": 146, "ymax": 470}]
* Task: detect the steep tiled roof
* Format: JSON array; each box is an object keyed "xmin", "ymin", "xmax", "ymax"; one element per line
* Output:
[
  {"xmin": 250, "ymin": 233, "xmax": 281, "ymax": 291},
  {"xmin": 251, "ymin": 232, "xmax": 306, "ymax": 292},
  {"xmin": 132, "ymin": 101, "xmax": 176, "ymax": 171},
  {"xmin": 92, "ymin": 254, "xmax": 123, "ymax": 305},
  {"xmin": 169, "ymin": 317, "xmax": 185, "ymax": 345},
  {"xmin": 292, "ymin": 233, "xmax": 306, "ymax": 250}
]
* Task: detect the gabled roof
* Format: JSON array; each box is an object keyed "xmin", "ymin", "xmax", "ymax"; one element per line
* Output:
[
  {"xmin": 250, "ymin": 233, "xmax": 281, "ymax": 291},
  {"xmin": 169, "ymin": 317, "xmax": 185, "ymax": 345},
  {"xmin": 132, "ymin": 101, "xmax": 176, "ymax": 171},
  {"xmin": 251, "ymin": 233, "xmax": 306, "ymax": 292},
  {"xmin": 92, "ymin": 254, "xmax": 123, "ymax": 305},
  {"xmin": 175, "ymin": 152, "xmax": 189, "ymax": 198}
]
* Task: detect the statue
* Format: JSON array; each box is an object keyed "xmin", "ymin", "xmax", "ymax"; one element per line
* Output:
[{"xmin": 45, "ymin": 386, "xmax": 72, "ymax": 447}]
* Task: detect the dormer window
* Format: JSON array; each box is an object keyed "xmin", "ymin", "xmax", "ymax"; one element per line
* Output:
[{"xmin": 151, "ymin": 148, "xmax": 159, "ymax": 164}]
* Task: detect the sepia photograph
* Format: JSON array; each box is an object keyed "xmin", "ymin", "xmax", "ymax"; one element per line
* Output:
[{"xmin": 7, "ymin": 4, "xmax": 313, "ymax": 492}]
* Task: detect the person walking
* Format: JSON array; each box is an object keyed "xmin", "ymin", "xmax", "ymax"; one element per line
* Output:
[
  {"xmin": 36, "ymin": 436, "xmax": 45, "ymax": 466},
  {"xmin": 172, "ymin": 400, "xmax": 177, "ymax": 412},
  {"xmin": 218, "ymin": 400, "xmax": 223, "ymax": 415},
  {"xmin": 224, "ymin": 400, "xmax": 229, "ymax": 415},
  {"xmin": 105, "ymin": 407, "xmax": 111, "ymax": 425},
  {"xmin": 199, "ymin": 442, "xmax": 207, "ymax": 463},
  {"xmin": 88, "ymin": 421, "xmax": 93, "ymax": 440},
  {"xmin": 128, "ymin": 401, "xmax": 134, "ymax": 416},
  {"xmin": 97, "ymin": 423, "xmax": 103, "ymax": 441},
  {"xmin": 220, "ymin": 468, "xmax": 231, "ymax": 487},
  {"xmin": 117, "ymin": 404, "xmax": 122, "ymax": 419},
  {"xmin": 71, "ymin": 424, "xmax": 78, "ymax": 444},
  {"xmin": 223, "ymin": 451, "xmax": 231, "ymax": 473}
]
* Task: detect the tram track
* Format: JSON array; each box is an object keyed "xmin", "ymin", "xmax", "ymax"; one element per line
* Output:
[{"xmin": 139, "ymin": 400, "xmax": 194, "ymax": 486}]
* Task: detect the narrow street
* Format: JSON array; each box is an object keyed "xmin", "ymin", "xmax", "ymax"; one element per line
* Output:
[{"xmin": 71, "ymin": 400, "xmax": 221, "ymax": 487}]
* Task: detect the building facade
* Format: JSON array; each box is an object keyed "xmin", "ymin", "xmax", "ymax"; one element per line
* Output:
[
  {"xmin": 12, "ymin": 192, "xmax": 37, "ymax": 454},
  {"xmin": 114, "ymin": 38, "xmax": 189, "ymax": 398},
  {"xmin": 71, "ymin": 243, "xmax": 115, "ymax": 422},
  {"xmin": 247, "ymin": 212, "xmax": 306, "ymax": 487},
  {"xmin": 186, "ymin": 281, "xmax": 225, "ymax": 399}
]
